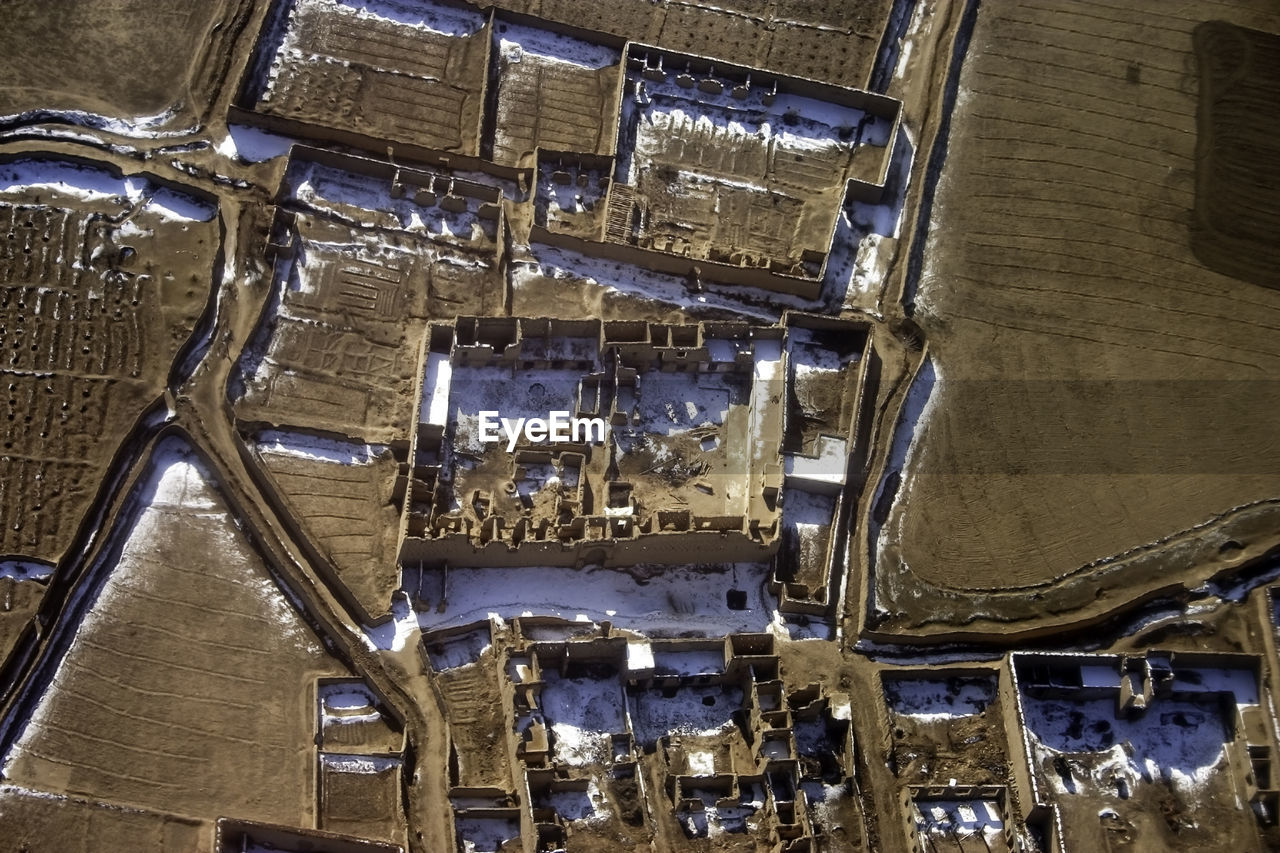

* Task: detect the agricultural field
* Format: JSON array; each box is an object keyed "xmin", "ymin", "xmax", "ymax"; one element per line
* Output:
[{"xmin": 0, "ymin": 1, "xmax": 1278, "ymax": 852}]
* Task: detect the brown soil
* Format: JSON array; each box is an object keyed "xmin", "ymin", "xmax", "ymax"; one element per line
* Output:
[
  {"xmin": 889, "ymin": 711, "xmax": 1008, "ymax": 786},
  {"xmin": 1, "ymin": 443, "xmax": 359, "ymax": 831},
  {"xmin": 256, "ymin": 1, "xmax": 489, "ymax": 155},
  {"xmin": 0, "ymin": 0, "xmax": 247, "ymax": 129},
  {"xmin": 0, "ymin": 579, "xmax": 43, "ymax": 676},
  {"xmin": 1190, "ymin": 22, "xmax": 1280, "ymax": 290},
  {"xmin": 0, "ymin": 165, "xmax": 216, "ymax": 566},
  {"xmin": 435, "ymin": 651, "xmax": 513, "ymax": 790},
  {"xmin": 1, "ymin": 2, "xmax": 1279, "ymax": 853},
  {"xmin": 484, "ymin": 0, "xmax": 896, "ymax": 89},
  {"xmin": 254, "ymin": 437, "xmax": 402, "ymax": 621},
  {"xmin": 874, "ymin": 0, "xmax": 1280, "ymax": 635},
  {"xmin": 234, "ymin": 215, "xmax": 436, "ymax": 444},
  {"xmin": 0, "ymin": 784, "xmax": 205, "ymax": 851}
]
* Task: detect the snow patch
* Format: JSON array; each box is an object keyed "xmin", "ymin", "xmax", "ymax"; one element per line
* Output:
[
  {"xmin": 0, "ymin": 159, "xmax": 214, "ymax": 222},
  {"xmin": 424, "ymin": 626, "xmax": 492, "ymax": 671},
  {"xmin": 455, "ymin": 815, "xmax": 520, "ymax": 853},
  {"xmin": 541, "ymin": 673, "xmax": 624, "ymax": 766},
  {"xmin": 411, "ymin": 562, "xmax": 773, "ymax": 636},
  {"xmin": 0, "ymin": 561, "xmax": 53, "ymax": 581},
  {"xmin": 516, "ymin": 248, "xmax": 786, "ymax": 322},
  {"xmin": 496, "ymin": 21, "xmax": 618, "ymax": 70},
  {"xmin": 1024, "ymin": 694, "xmax": 1232, "ymax": 795},
  {"xmin": 630, "ymin": 683, "xmax": 742, "ymax": 745},
  {"xmin": 321, "ymin": 753, "xmax": 400, "ymax": 773},
  {"xmin": 337, "ymin": 0, "xmax": 485, "ymax": 37},
  {"xmin": 0, "ymin": 107, "xmax": 188, "ymax": 138},
  {"xmin": 885, "ymin": 676, "xmax": 996, "ymax": 720},
  {"xmin": 872, "ymin": 357, "xmax": 939, "ymax": 570},
  {"xmin": 255, "ymin": 429, "xmax": 387, "ymax": 465},
  {"xmin": 541, "ymin": 780, "xmax": 608, "ymax": 822},
  {"xmin": 319, "ymin": 683, "xmax": 384, "ymax": 725},
  {"xmin": 220, "ymin": 123, "xmax": 296, "ymax": 163},
  {"xmin": 912, "ymin": 798, "xmax": 1005, "ymax": 843},
  {"xmin": 362, "ymin": 590, "xmax": 418, "ymax": 652}
]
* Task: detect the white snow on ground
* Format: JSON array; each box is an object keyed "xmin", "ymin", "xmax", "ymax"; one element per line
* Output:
[
  {"xmin": 519, "ymin": 245, "xmax": 808, "ymax": 323},
  {"xmin": 842, "ymin": 132, "xmax": 913, "ymax": 312},
  {"xmin": 455, "ymin": 816, "xmax": 520, "ymax": 853},
  {"xmin": 767, "ymin": 607, "xmax": 837, "ymax": 643},
  {"xmin": 0, "ymin": 159, "xmax": 215, "ymax": 221},
  {"xmin": 147, "ymin": 187, "xmax": 216, "ymax": 222},
  {"xmin": 541, "ymin": 673, "xmax": 624, "ymax": 766},
  {"xmin": 631, "ymin": 70, "xmax": 879, "ymax": 150},
  {"xmin": 686, "ymin": 785, "xmax": 759, "ymax": 836},
  {"xmin": 2, "ymin": 443, "xmax": 318, "ymax": 779},
  {"xmin": 894, "ymin": 38, "xmax": 914, "ymax": 80},
  {"xmin": 335, "ymin": 0, "xmax": 485, "ymax": 37},
  {"xmin": 635, "ymin": 372, "xmax": 731, "ymax": 435},
  {"xmin": 885, "ymin": 677, "xmax": 996, "ymax": 720},
  {"xmin": 872, "ymin": 357, "xmax": 938, "ymax": 569},
  {"xmin": 0, "ymin": 561, "xmax": 52, "ymax": 581},
  {"xmin": 912, "ymin": 798, "xmax": 1005, "ymax": 844},
  {"xmin": 844, "ymin": 232, "xmax": 890, "ymax": 309},
  {"xmin": 411, "ymin": 562, "xmax": 773, "ymax": 636},
  {"xmin": 687, "ymin": 749, "xmax": 717, "ymax": 776},
  {"xmin": 547, "ymin": 721, "xmax": 612, "ymax": 767},
  {"xmin": 748, "ymin": 339, "xmax": 783, "ymax": 455},
  {"xmin": 321, "ymin": 753, "xmax": 400, "ymax": 773},
  {"xmin": 539, "ymin": 168, "xmax": 594, "ymax": 214},
  {"xmin": 290, "ymin": 165, "xmax": 389, "ymax": 217},
  {"xmin": 420, "ymin": 350, "xmax": 452, "ymax": 427},
  {"xmin": 848, "ymin": 131, "xmax": 912, "ymax": 240},
  {"xmin": 219, "ymin": 123, "xmax": 295, "ymax": 163},
  {"xmin": 287, "ymin": 160, "xmax": 494, "ymax": 244},
  {"xmin": 652, "ymin": 648, "xmax": 725, "ymax": 676},
  {"xmin": 850, "ymin": 196, "xmax": 900, "ymax": 240},
  {"xmin": 626, "ymin": 641, "xmax": 654, "ymax": 673},
  {"xmin": 790, "ymin": 341, "xmax": 845, "ymax": 373},
  {"xmin": 542, "ymin": 780, "xmax": 607, "ymax": 822},
  {"xmin": 319, "ymin": 684, "xmax": 383, "ymax": 724},
  {"xmin": 804, "ymin": 781, "xmax": 852, "ymax": 834},
  {"xmin": 629, "ymin": 683, "xmax": 742, "ymax": 745},
  {"xmin": 0, "ymin": 784, "xmax": 69, "ymax": 804},
  {"xmin": 0, "ymin": 107, "xmax": 189, "ymax": 138},
  {"xmin": 1024, "ymin": 694, "xmax": 1232, "ymax": 795},
  {"xmin": 783, "ymin": 487, "xmax": 836, "ymax": 541},
  {"xmin": 363, "ymin": 590, "xmax": 418, "ymax": 652},
  {"xmin": 1172, "ymin": 666, "xmax": 1260, "ymax": 706},
  {"xmin": 778, "ymin": 484, "xmax": 839, "ymax": 563},
  {"xmin": 772, "ymin": 92, "xmax": 889, "ymax": 146},
  {"xmin": 496, "ymin": 20, "xmax": 619, "ymax": 70},
  {"xmin": 255, "ymin": 429, "xmax": 387, "ymax": 465},
  {"xmin": 424, "ymin": 626, "xmax": 491, "ymax": 671},
  {"xmin": 1078, "ymin": 662, "xmax": 1259, "ymax": 708},
  {"xmin": 630, "ymin": 102, "xmax": 847, "ymax": 186},
  {"xmin": 446, "ymin": 364, "xmax": 584, "ymax": 453},
  {"xmin": 894, "ymin": 0, "xmax": 933, "ymax": 84}
]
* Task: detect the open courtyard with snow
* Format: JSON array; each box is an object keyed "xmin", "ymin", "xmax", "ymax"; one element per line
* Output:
[{"xmin": 1, "ymin": 1, "xmax": 1279, "ymax": 852}]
